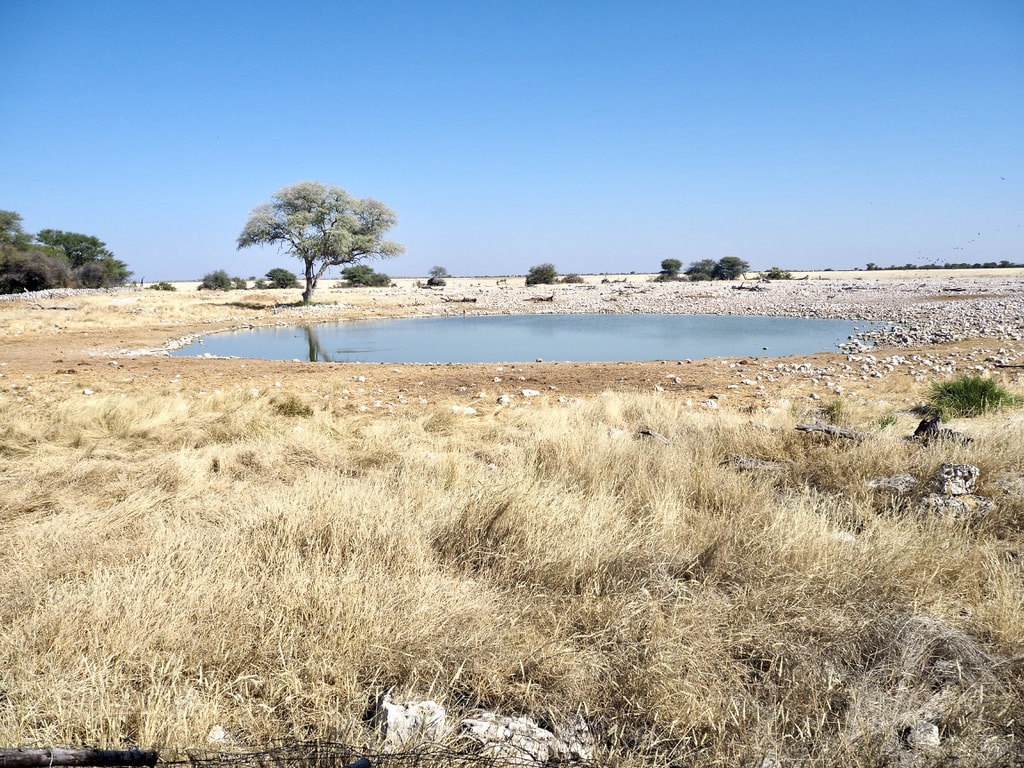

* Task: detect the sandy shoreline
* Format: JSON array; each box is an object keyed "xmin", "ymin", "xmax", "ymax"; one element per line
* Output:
[{"xmin": 2, "ymin": 271, "xmax": 1022, "ymax": 414}]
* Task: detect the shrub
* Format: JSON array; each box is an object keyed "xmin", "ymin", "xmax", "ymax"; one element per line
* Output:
[
  {"xmin": 198, "ymin": 270, "xmax": 233, "ymax": 291},
  {"xmin": 561, "ymin": 273, "xmax": 584, "ymax": 284},
  {"xmin": 761, "ymin": 266, "xmax": 792, "ymax": 280},
  {"xmin": 265, "ymin": 268, "xmax": 298, "ymax": 289},
  {"xmin": 231, "ymin": 277, "xmax": 248, "ymax": 290},
  {"xmin": 714, "ymin": 256, "xmax": 750, "ymax": 280},
  {"xmin": 927, "ymin": 374, "xmax": 1020, "ymax": 418},
  {"xmin": 340, "ymin": 265, "xmax": 391, "ymax": 287},
  {"xmin": 0, "ymin": 248, "xmax": 72, "ymax": 293},
  {"xmin": 147, "ymin": 281, "xmax": 177, "ymax": 291},
  {"xmin": 685, "ymin": 259, "xmax": 717, "ymax": 280},
  {"xmin": 657, "ymin": 258, "xmax": 682, "ymax": 281},
  {"xmin": 822, "ymin": 398, "xmax": 848, "ymax": 426},
  {"xmin": 525, "ymin": 263, "xmax": 558, "ymax": 286},
  {"xmin": 427, "ymin": 266, "xmax": 450, "ymax": 285}
]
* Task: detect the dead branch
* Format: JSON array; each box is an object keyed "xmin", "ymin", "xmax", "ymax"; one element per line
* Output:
[
  {"xmin": 636, "ymin": 428, "xmax": 670, "ymax": 444},
  {"xmin": 30, "ymin": 301, "xmax": 80, "ymax": 310},
  {"xmin": 795, "ymin": 422, "xmax": 866, "ymax": 441}
]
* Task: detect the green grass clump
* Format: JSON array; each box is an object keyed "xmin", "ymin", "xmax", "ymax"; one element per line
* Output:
[
  {"xmin": 272, "ymin": 394, "xmax": 314, "ymax": 417},
  {"xmin": 927, "ymin": 374, "xmax": 1020, "ymax": 418}
]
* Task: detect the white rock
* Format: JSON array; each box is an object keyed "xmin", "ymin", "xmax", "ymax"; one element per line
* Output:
[
  {"xmin": 907, "ymin": 721, "xmax": 940, "ymax": 749},
  {"xmin": 521, "ymin": 389, "xmax": 540, "ymax": 397},
  {"xmin": 380, "ymin": 695, "xmax": 446, "ymax": 750},
  {"xmin": 451, "ymin": 405, "xmax": 478, "ymax": 415},
  {"xmin": 933, "ymin": 463, "xmax": 979, "ymax": 495}
]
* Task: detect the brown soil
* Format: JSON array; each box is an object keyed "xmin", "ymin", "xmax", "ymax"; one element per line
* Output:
[{"xmin": 2, "ymin": 300, "xmax": 1011, "ymax": 413}]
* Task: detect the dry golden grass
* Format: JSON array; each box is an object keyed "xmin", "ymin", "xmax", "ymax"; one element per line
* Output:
[{"xmin": 1, "ymin": 375, "xmax": 1022, "ymax": 766}]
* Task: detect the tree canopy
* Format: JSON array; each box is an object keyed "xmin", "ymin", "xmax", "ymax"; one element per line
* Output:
[
  {"xmin": 237, "ymin": 181, "xmax": 405, "ymax": 303},
  {"xmin": 36, "ymin": 229, "xmax": 113, "ymax": 268},
  {"xmin": 525, "ymin": 263, "xmax": 558, "ymax": 286},
  {"xmin": 685, "ymin": 257, "xmax": 750, "ymax": 281},
  {"xmin": 0, "ymin": 210, "xmax": 31, "ymax": 249},
  {"xmin": 0, "ymin": 213, "xmax": 130, "ymax": 292}
]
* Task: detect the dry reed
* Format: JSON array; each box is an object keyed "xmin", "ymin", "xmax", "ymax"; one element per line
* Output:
[{"xmin": 1, "ymin": 372, "xmax": 1022, "ymax": 767}]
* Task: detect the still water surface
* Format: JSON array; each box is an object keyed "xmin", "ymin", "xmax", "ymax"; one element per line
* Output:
[{"xmin": 171, "ymin": 314, "xmax": 873, "ymax": 363}]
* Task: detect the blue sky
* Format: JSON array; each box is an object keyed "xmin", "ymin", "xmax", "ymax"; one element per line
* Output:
[{"xmin": 2, "ymin": 1, "xmax": 1022, "ymax": 280}]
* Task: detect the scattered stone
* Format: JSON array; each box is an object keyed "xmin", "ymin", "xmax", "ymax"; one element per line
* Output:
[
  {"xmin": 723, "ymin": 454, "xmax": 788, "ymax": 472},
  {"xmin": 462, "ymin": 712, "xmax": 593, "ymax": 766},
  {"xmin": 933, "ymin": 464, "xmax": 979, "ymax": 495},
  {"xmin": 450, "ymin": 405, "xmax": 478, "ymax": 416},
  {"xmin": 918, "ymin": 493, "xmax": 994, "ymax": 520},
  {"xmin": 521, "ymin": 389, "xmax": 540, "ymax": 397},
  {"xmin": 554, "ymin": 713, "xmax": 596, "ymax": 761},
  {"xmin": 497, "ymin": 395, "xmax": 512, "ymax": 405},
  {"xmin": 867, "ymin": 474, "xmax": 918, "ymax": 493},
  {"xmin": 905, "ymin": 721, "xmax": 941, "ymax": 750}
]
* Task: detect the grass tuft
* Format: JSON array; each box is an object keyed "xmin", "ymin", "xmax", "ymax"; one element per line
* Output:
[{"xmin": 927, "ymin": 374, "xmax": 1020, "ymax": 418}]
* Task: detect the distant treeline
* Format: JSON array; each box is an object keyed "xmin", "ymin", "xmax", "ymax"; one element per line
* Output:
[
  {"xmin": 1, "ymin": 209, "xmax": 131, "ymax": 293},
  {"xmin": 866, "ymin": 260, "xmax": 1023, "ymax": 271}
]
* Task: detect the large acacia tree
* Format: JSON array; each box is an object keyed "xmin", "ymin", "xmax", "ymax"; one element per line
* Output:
[{"xmin": 237, "ymin": 181, "xmax": 405, "ymax": 303}]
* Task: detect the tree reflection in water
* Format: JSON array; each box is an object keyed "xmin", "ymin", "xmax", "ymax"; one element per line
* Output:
[{"xmin": 303, "ymin": 325, "xmax": 334, "ymax": 362}]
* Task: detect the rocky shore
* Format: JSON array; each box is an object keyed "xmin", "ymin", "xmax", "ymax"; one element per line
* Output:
[{"xmin": 329, "ymin": 274, "xmax": 1024, "ymax": 349}]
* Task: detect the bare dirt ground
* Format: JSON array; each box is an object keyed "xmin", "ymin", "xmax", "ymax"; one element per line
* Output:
[{"xmin": 3, "ymin": 270, "xmax": 1022, "ymax": 414}]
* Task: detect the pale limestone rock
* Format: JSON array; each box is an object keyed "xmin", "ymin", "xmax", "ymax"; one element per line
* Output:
[
  {"xmin": 933, "ymin": 464, "xmax": 979, "ymax": 495},
  {"xmin": 379, "ymin": 695, "xmax": 446, "ymax": 751},
  {"xmin": 867, "ymin": 474, "xmax": 918, "ymax": 493}
]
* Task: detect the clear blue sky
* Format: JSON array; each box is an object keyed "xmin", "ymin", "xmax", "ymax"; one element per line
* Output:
[{"xmin": 2, "ymin": 1, "xmax": 1022, "ymax": 280}]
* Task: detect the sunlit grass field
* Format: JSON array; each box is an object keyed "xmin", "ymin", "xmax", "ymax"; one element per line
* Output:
[{"xmin": 1, "ymin": 376, "xmax": 1022, "ymax": 766}]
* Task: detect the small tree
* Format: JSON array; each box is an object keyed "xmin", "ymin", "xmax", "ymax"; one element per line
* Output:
[
  {"xmin": 35, "ymin": 229, "xmax": 131, "ymax": 287},
  {"xmin": 341, "ymin": 265, "xmax": 391, "ymax": 287},
  {"xmin": 761, "ymin": 266, "xmax": 792, "ymax": 280},
  {"xmin": 198, "ymin": 269, "xmax": 233, "ymax": 290},
  {"xmin": 657, "ymin": 258, "xmax": 682, "ymax": 281},
  {"xmin": 427, "ymin": 265, "xmax": 448, "ymax": 287},
  {"xmin": 713, "ymin": 256, "xmax": 750, "ymax": 280},
  {"xmin": 265, "ymin": 267, "xmax": 299, "ymax": 288},
  {"xmin": 685, "ymin": 259, "xmax": 718, "ymax": 280},
  {"xmin": 526, "ymin": 263, "xmax": 558, "ymax": 286},
  {"xmin": 237, "ymin": 181, "xmax": 405, "ymax": 303}
]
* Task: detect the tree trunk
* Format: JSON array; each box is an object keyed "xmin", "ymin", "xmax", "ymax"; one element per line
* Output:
[{"xmin": 303, "ymin": 259, "xmax": 316, "ymax": 303}]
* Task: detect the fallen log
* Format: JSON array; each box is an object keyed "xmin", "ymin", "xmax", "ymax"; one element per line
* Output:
[
  {"xmin": 29, "ymin": 301, "xmax": 80, "ymax": 310},
  {"xmin": 0, "ymin": 749, "xmax": 157, "ymax": 768},
  {"xmin": 440, "ymin": 296, "xmax": 477, "ymax": 303},
  {"xmin": 525, "ymin": 295, "xmax": 555, "ymax": 302},
  {"xmin": 795, "ymin": 422, "xmax": 866, "ymax": 441}
]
